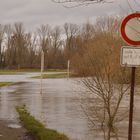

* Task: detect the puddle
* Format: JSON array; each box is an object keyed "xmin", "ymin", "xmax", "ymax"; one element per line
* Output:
[{"xmin": 8, "ymin": 124, "xmax": 22, "ymax": 129}]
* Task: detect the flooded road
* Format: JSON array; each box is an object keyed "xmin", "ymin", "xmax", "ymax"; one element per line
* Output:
[
  {"xmin": 0, "ymin": 73, "xmax": 140, "ymax": 140},
  {"xmin": 0, "ymin": 73, "xmax": 94, "ymax": 140}
]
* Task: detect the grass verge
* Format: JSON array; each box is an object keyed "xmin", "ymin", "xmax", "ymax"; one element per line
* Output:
[
  {"xmin": 16, "ymin": 106, "xmax": 70, "ymax": 140},
  {"xmin": 0, "ymin": 82, "xmax": 16, "ymax": 87},
  {"xmin": 32, "ymin": 73, "xmax": 68, "ymax": 79},
  {"xmin": 0, "ymin": 70, "xmax": 19, "ymax": 75},
  {"xmin": 0, "ymin": 69, "xmax": 67, "ymax": 75}
]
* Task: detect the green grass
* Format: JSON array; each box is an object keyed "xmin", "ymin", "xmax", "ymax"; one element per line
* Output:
[
  {"xmin": 0, "ymin": 82, "xmax": 16, "ymax": 87},
  {"xmin": 16, "ymin": 106, "xmax": 70, "ymax": 140},
  {"xmin": 45, "ymin": 69, "xmax": 67, "ymax": 73},
  {"xmin": 32, "ymin": 73, "xmax": 69, "ymax": 79},
  {"xmin": 0, "ymin": 70, "xmax": 19, "ymax": 75},
  {"xmin": 13, "ymin": 69, "xmax": 67, "ymax": 73},
  {"xmin": 0, "ymin": 69, "xmax": 67, "ymax": 75}
]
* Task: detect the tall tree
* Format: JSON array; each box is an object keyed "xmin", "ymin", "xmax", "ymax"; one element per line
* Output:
[
  {"xmin": 4, "ymin": 24, "xmax": 13, "ymax": 68},
  {"xmin": 52, "ymin": 0, "xmax": 110, "ymax": 7},
  {"xmin": 37, "ymin": 24, "xmax": 50, "ymax": 69},
  {"xmin": 63, "ymin": 23, "xmax": 79, "ymax": 60},
  {"xmin": 0, "ymin": 25, "xmax": 5, "ymax": 68},
  {"xmin": 48, "ymin": 26, "xmax": 63, "ymax": 68},
  {"xmin": 24, "ymin": 33, "xmax": 37, "ymax": 68},
  {"xmin": 12, "ymin": 23, "xmax": 28, "ymax": 69}
]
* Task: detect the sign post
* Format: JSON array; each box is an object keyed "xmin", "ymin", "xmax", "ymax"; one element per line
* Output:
[
  {"xmin": 120, "ymin": 12, "xmax": 140, "ymax": 140},
  {"xmin": 129, "ymin": 66, "xmax": 135, "ymax": 140}
]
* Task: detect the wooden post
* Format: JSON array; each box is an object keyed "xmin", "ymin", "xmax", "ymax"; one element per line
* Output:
[
  {"xmin": 40, "ymin": 50, "xmax": 44, "ymax": 94},
  {"xmin": 67, "ymin": 60, "xmax": 70, "ymax": 79}
]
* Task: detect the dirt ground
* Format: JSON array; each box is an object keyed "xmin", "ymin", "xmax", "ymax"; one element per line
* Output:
[{"xmin": 0, "ymin": 120, "xmax": 33, "ymax": 140}]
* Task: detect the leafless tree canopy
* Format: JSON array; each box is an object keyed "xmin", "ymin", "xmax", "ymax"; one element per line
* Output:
[
  {"xmin": 52, "ymin": 0, "xmax": 113, "ymax": 7},
  {"xmin": 70, "ymin": 17, "xmax": 131, "ymax": 140},
  {"xmin": 0, "ymin": 17, "xmax": 127, "ymax": 72},
  {"xmin": 53, "ymin": 0, "xmax": 105, "ymax": 3}
]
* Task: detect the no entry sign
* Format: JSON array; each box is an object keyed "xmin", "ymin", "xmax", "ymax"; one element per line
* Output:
[{"xmin": 120, "ymin": 13, "xmax": 140, "ymax": 46}]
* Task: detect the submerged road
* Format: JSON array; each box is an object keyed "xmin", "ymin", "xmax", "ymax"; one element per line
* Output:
[
  {"xmin": 0, "ymin": 73, "xmax": 94, "ymax": 140},
  {"xmin": 1, "ymin": 73, "xmax": 140, "ymax": 140}
]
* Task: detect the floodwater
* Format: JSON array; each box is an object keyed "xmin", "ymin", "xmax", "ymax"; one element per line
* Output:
[
  {"xmin": 0, "ymin": 73, "xmax": 94, "ymax": 140},
  {"xmin": 0, "ymin": 73, "xmax": 140, "ymax": 140}
]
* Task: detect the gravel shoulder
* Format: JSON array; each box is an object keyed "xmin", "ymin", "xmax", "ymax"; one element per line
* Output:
[{"xmin": 0, "ymin": 120, "xmax": 33, "ymax": 140}]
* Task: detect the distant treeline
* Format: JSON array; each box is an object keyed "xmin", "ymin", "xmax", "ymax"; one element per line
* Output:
[{"xmin": 0, "ymin": 17, "xmax": 126, "ymax": 72}]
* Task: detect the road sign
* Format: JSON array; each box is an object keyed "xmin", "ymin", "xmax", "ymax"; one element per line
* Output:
[
  {"xmin": 120, "ymin": 13, "xmax": 140, "ymax": 46},
  {"xmin": 120, "ymin": 13, "xmax": 140, "ymax": 140},
  {"xmin": 121, "ymin": 46, "xmax": 140, "ymax": 67}
]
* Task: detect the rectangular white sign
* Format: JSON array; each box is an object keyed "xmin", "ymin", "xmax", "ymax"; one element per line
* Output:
[{"xmin": 121, "ymin": 46, "xmax": 140, "ymax": 67}]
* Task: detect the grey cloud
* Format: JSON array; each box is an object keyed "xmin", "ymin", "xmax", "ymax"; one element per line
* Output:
[{"xmin": 0, "ymin": 0, "xmax": 139, "ymax": 31}]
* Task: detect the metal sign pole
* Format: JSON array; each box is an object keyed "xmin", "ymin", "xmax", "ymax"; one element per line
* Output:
[{"xmin": 128, "ymin": 67, "xmax": 136, "ymax": 140}]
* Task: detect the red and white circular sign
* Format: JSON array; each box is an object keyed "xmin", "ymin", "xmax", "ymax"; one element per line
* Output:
[{"xmin": 120, "ymin": 13, "xmax": 140, "ymax": 46}]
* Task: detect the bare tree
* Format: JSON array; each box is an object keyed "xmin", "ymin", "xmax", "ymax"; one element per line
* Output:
[
  {"xmin": 12, "ymin": 23, "xmax": 28, "ymax": 69},
  {"xmin": 0, "ymin": 25, "xmax": 5, "ymax": 68},
  {"xmin": 50, "ymin": 26, "xmax": 61, "ymax": 55},
  {"xmin": 24, "ymin": 33, "xmax": 38, "ymax": 68},
  {"xmin": 52, "ymin": 0, "xmax": 114, "ymax": 7},
  {"xmin": 4, "ymin": 24, "xmax": 14, "ymax": 68},
  {"xmin": 37, "ymin": 24, "xmax": 50, "ymax": 53},
  {"xmin": 48, "ymin": 26, "xmax": 64, "ymax": 68},
  {"xmin": 81, "ymin": 21, "xmax": 96, "ymax": 43},
  {"xmin": 37, "ymin": 24, "xmax": 51, "ymax": 69},
  {"xmin": 79, "ymin": 48, "xmax": 129, "ymax": 140},
  {"xmin": 52, "ymin": 0, "xmax": 105, "ymax": 3},
  {"xmin": 63, "ymin": 23, "xmax": 79, "ymax": 60},
  {"xmin": 2, "ymin": 23, "xmax": 68, "ymax": 69},
  {"xmin": 71, "ymin": 17, "xmax": 129, "ymax": 140}
]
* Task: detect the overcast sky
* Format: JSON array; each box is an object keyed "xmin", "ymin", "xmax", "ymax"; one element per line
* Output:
[{"xmin": 0, "ymin": 0, "xmax": 140, "ymax": 31}]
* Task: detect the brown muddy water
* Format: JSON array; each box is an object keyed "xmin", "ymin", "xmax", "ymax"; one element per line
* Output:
[{"xmin": 0, "ymin": 73, "xmax": 140, "ymax": 140}]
